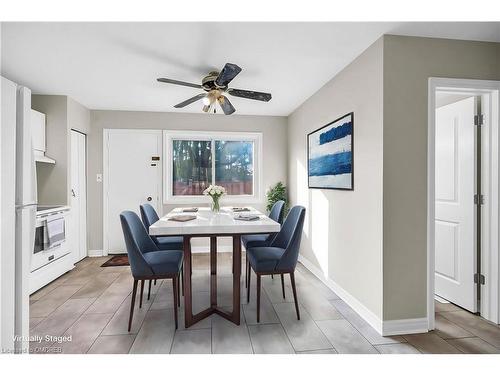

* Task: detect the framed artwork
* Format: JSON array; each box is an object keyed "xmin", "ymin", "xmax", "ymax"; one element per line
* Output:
[{"xmin": 307, "ymin": 112, "xmax": 354, "ymax": 190}]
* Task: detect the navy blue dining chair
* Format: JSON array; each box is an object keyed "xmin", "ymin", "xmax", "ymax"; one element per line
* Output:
[
  {"xmin": 242, "ymin": 200, "xmax": 285, "ymax": 288},
  {"xmin": 140, "ymin": 204, "xmax": 184, "ymax": 251},
  {"xmin": 246, "ymin": 205, "xmax": 306, "ymax": 322},
  {"xmin": 140, "ymin": 203, "xmax": 184, "ymax": 294},
  {"xmin": 120, "ymin": 211, "xmax": 183, "ymax": 330}
]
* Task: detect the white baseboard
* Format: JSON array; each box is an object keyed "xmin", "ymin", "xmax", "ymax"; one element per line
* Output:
[
  {"xmin": 298, "ymin": 255, "xmax": 383, "ymax": 334},
  {"xmin": 298, "ymin": 254, "xmax": 428, "ymax": 336},
  {"xmin": 382, "ymin": 318, "xmax": 428, "ymax": 336},
  {"xmin": 88, "ymin": 249, "xmax": 103, "ymax": 257}
]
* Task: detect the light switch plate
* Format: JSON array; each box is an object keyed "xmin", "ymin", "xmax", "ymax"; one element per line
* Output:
[{"xmin": 96, "ymin": 173, "xmax": 102, "ymax": 182}]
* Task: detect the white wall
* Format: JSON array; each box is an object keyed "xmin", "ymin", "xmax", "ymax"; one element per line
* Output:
[
  {"xmin": 88, "ymin": 110, "xmax": 288, "ymax": 251},
  {"xmin": 287, "ymin": 38, "xmax": 384, "ymax": 320}
]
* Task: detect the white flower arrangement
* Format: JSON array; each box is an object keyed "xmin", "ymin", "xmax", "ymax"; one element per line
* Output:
[
  {"xmin": 203, "ymin": 185, "xmax": 226, "ymax": 212},
  {"xmin": 203, "ymin": 185, "xmax": 226, "ymax": 198}
]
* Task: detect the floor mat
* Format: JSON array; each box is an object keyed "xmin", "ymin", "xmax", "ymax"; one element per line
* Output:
[{"xmin": 101, "ymin": 254, "xmax": 129, "ymax": 267}]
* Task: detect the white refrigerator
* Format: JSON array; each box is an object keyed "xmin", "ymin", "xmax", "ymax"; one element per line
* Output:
[{"xmin": 0, "ymin": 76, "xmax": 36, "ymax": 353}]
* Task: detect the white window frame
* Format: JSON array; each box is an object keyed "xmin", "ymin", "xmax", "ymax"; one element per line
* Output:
[{"xmin": 163, "ymin": 130, "xmax": 263, "ymax": 205}]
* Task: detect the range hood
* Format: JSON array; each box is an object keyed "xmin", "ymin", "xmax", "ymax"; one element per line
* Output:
[{"xmin": 34, "ymin": 150, "xmax": 56, "ymax": 164}]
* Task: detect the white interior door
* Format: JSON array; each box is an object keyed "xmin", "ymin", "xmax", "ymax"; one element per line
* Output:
[
  {"xmin": 435, "ymin": 96, "xmax": 476, "ymax": 312},
  {"xmin": 104, "ymin": 130, "xmax": 162, "ymax": 254},
  {"xmin": 70, "ymin": 130, "xmax": 87, "ymax": 262}
]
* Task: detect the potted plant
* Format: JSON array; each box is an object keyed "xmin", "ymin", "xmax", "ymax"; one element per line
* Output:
[
  {"xmin": 203, "ymin": 185, "xmax": 226, "ymax": 213},
  {"xmin": 266, "ymin": 182, "xmax": 288, "ymax": 215}
]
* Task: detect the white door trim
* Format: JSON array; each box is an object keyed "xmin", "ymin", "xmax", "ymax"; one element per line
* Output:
[
  {"xmin": 103, "ymin": 129, "xmax": 109, "ymax": 256},
  {"xmin": 70, "ymin": 129, "xmax": 88, "ymax": 262},
  {"xmin": 428, "ymin": 78, "xmax": 500, "ymax": 330},
  {"xmin": 102, "ymin": 129, "xmax": 163, "ymax": 256}
]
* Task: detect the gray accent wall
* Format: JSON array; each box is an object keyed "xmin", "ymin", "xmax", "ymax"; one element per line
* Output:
[
  {"xmin": 287, "ymin": 38, "xmax": 385, "ymax": 319},
  {"xmin": 88, "ymin": 110, "xmax": 288, "ymax": 251},
  {"xmin": 32, "ymin": 95, "xmax": 70, "ymax": 205},
  {"xmin": 287, "ymin": 35, "xmax": 500, "ymax": 325},
  {"xmin": 382, "ymin": 35, "xmax": 500, "ymax": 321},
  {"xmin": 32, "ymin": 95, "xmax": 90, "ymax": 206}
]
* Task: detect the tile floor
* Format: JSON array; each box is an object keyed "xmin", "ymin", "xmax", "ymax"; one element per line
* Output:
[{"xmin": 29, "ymin": 254, "xmax": 500, "ymax": 354}]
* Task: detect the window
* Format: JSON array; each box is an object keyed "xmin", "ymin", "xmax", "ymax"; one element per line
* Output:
[
  {"xmin": 164, "ymin": 131, "xmax": 262, "ymax": 203},
  {"xmin": 215, "ymin": 140, "xmax": 253, "ymax": 195},
  {"xmin": 172, "ymin": 140, "xmax": 212, "ymax": 196}
]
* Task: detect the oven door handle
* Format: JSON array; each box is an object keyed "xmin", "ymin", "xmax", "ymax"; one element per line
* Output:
[{"xmin": 48, "ymin": 242, "xmax": 62, "ymax": 250}]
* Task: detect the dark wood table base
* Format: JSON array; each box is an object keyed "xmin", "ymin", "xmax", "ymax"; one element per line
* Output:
[{"xmin": 182, "ymin": 234, "xmax": 241, "ymax": 328}]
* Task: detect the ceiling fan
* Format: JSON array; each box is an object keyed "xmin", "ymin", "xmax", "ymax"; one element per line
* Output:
[{"xmin": 157, "ymin": 63, "xmax": 272, "ymax": 115}]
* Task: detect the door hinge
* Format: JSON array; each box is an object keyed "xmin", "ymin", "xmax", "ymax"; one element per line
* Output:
[
  {"xmin": 474, "ymin": 114, "xmax": 484, "ymax": 126},
  {"xmin": 474, "ymin": 273, "xmax": 485, "ymax": 285},
  {"xmin": 474, "ymin": 194, "xmax": 484, "ymax": 205}
]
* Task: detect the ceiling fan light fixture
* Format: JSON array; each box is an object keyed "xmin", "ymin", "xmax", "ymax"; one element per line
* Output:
[
  {"xmin": 202, "ymin": 90, "xmax": 219, "ymax": 109},
  {"xmin": 158, "ymin": 62, "xmax": 272, "ymax": 115}
]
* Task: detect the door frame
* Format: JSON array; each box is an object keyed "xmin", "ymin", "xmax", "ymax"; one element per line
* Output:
[
  {"xmin": 70, "ymin": 129, "xmax": 88, "ymax": 261},
  {"xmin": 427, "ymin": 78, "xmax": 500, "ymax": 330},
  {"xmin": 102, "ymin": 129, "xmax": 163, "ymax": 256}
]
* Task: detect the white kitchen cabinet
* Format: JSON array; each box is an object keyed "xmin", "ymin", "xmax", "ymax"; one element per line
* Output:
[{"xmin": 31, "ymin": 109, "xmax": 46, "ymax": 152}]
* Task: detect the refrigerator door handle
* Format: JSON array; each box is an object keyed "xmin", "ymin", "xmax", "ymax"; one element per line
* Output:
[
  {"xmin": 31, "ymin": 140, "xmax": 37, "ymax": 204},
  {"xmin": 29, "ymin": 205, "xmax": 36, "ymax": 258}
]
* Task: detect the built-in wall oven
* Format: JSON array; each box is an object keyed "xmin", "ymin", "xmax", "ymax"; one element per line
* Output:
[{"xmin": 32, "ymin": 208, "xmax": 71, "ymax": 272}]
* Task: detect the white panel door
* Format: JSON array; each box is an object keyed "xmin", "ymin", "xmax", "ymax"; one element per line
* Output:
[
  {"xmin": 435, "ymin": 97, "xmax": 476, "ymax": 312},
  {"xmin": 70, "ymin": 130, "xmax": 87, "ymax": 262},
  {"xmin": 105, "ymin": 130, "xmax": 162, "ymax": 254}
]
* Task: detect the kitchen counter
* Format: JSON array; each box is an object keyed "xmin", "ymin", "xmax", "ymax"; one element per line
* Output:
[{"xmin": 36, "ymin": 205, "xmax": 71, "ymax": 216}]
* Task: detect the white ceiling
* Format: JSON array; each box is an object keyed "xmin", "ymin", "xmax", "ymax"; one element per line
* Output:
[{"xmin": 2, "ymin": 22, "xmax": 499, "ymax": 116}]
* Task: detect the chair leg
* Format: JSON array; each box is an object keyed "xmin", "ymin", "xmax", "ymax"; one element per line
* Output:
[
  {"xmin": 271, "ymin": 274, "xmax": 274, "ymax": 280},
  {"xmin": 128, "ymin": 280, "xmax": 138, "ymax": 332},
  {"xmin": 245, "ymin": 257, "xmax": 248, "ymax": 288},
  {"xmin": 139, "ymin": 280, "xmax": 145, "ymax": 308},
  {"xmin": 256, "ymin": 274, "xmax": 261, "ymax": 323},
  {"xmin": 177, "ymin": 274, "xmax": 181, "ymax": 307},
  {"xmin": 290, "ymin": 272, "xmax": 300, "ymax": 320},
  {"xmin": 181, "ymin": 266, "xmax": 184, "ymax": 296},
  {"xmin": 172, "ymin": 276, "xmax": 179, "ymax": 329},
  {"xmin": 281, "ymin": 274, "xmax": 286, "ymax": 299},
  {"xmin": 247, "ymin": 266, "xmax": 251, "ymax": 303},
  {"xmin": 148, "ymin": 280, "xmax": 152, "ymax": 300},
  {"xmin": 246, "ymin": 258, "xmax": 251, "ymax": 289},
  {"xmin": 154, "ymin": 279, "xmax": 157, "ymax": 285}
]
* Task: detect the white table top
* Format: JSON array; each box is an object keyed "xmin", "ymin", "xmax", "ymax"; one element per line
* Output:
[{"xmin": 149, "ymin": 207, "xmax": 280, "ymax": 236}]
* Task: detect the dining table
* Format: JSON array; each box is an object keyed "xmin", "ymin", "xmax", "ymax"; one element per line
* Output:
[{"xmin": 149, "ymin": 206, "xmax": 280, "ymax": 328}]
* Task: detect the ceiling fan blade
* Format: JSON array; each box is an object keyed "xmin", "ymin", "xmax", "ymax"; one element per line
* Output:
[
  {"xmin": 174, "ymin": 93, "xmax": 206, "ymax": 108},
  {"xmin": 157, "ymin": 78, "xmax": 202, "ymax": 89},
  {"xmin": 217, "ymin": 95, "xmax": 236, "ymax": 115},
  {"xmin": 215, "ymin": 63, "xmax": 242, "ymax": 87},
  {"xmin": 227, "ymin": 88, "xmax": 272, "ymax": 102}
]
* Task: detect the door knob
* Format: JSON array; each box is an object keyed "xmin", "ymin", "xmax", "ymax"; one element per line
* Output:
[{"xmin": 147, "ymin": 197, "xmax": 152, "ymax": 202}]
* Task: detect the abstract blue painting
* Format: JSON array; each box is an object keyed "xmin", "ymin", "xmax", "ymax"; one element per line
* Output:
[{"xmin": 308, "ymin": 112, "xmax": 353, "ymax": 190}]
